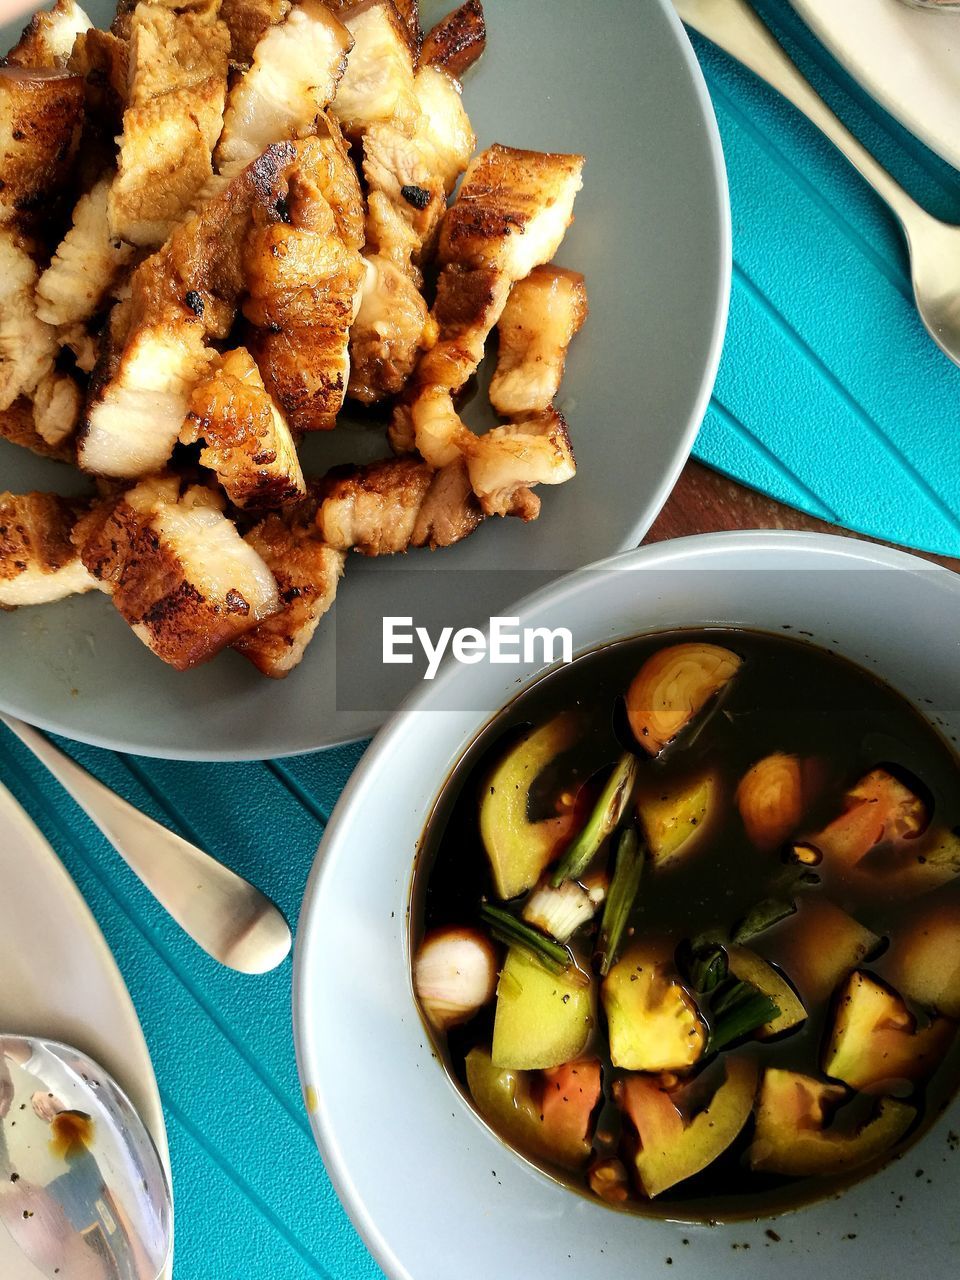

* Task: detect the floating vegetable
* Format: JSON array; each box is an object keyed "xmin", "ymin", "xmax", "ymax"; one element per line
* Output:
[
  {"xmin": 550, "ymin": 751, "xmax": 638, "ymax": 886},
  {"xmin": 732, "ymin": 896, "xmax": 797, "ymax": 944},
  {"xmin": 736, "ymin": 753, "xmax": 805, "ymax": 851},
  {"xmin": 618, "ymin": 1057, "xmax": 759, "ymax": 1197},
  {"xmin": 726, "ymin": 947, "xmax": 807, "ymax": 1039},
  {"xmin": 708, "ymin": 980, "xmax": 781, "ymax": 1052},
  {"xmin": 750, "ymin": 1068, "xmax": 914, "ymax": 1177},
  {"xmin": 413, "ymin": 926, "xmax": 498, "ymax": 1031},
  {"xmin": 465, "ymin": 1047, "xmax": 594, "ymax": 1169},
  {"xmin": 539, "ymin": 1059, "xmax": 603, "ymax": 1155},
  {"xmin": 635, "ymin": 769, "xmax": 720, "ymax": 866},
  {"xmin": 675, "ymin": 937, "xmax": 728, "ymax": 995},
  {"xmin": 596, "ymin": 827, "xmax": 645, "ymax": 976},
  {"xmin": 491, "ymin": 947, "xmax": 594, "ymax": 1071},
  {"xmin": 762, "ymin": 899, "xmax": 880, "ymax": 1005},
  {"xmin": 849, "ymin": 825, "xmax": 960, "ymax": 898},
  {"xmin": 805, "ymin": 767, "xmax": 928, "ymax": 871},
  {"xmin": 824, "ymin": 971, "xmax": 953, "ymax": 1092},
  {"xmin": 888, "ymin": 901, "xmax": 960, "ymax": 1017},
  {"xmin": 479, "ymin": 714, "xmax": 576, "ymax": 900},
  {"xmin": 479, "ymin": 903, "xmax": 571, "ymax": 974},
  {"xmin": 602, "ymin": 945, "xmax": 706, "ymax": 1072},
  {"xmin": 625, "ymin": 642, "xmax": 741, "ymax": 756},
  {"xmin": 523, "ymin": 878, "xmax": 599, "ymax": 943}
]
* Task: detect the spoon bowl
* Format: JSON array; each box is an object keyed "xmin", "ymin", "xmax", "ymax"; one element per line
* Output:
[
  {"xmin": 905, "ymin": 210, "xmax": 960, "ymax": 366},
  {"xmin": 676, "ymin": 0, "xmax": 960, "ymax": 369},
  {"xmin": 0, "ymin": 1034, "xmax": 171, "ymax": 1280}
]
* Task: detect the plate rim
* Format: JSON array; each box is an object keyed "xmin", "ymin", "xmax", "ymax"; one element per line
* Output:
[
  {"xmin": 0, "ymin": 0, "xmax": 731, "ymax": 762},
  {"xmin": 0, "ymin": 779, "xmax": 174, "ymax": 1277},
  {"xmin": 789, "ymin": 0, "xmax": 960, "ymax": 171},
  {"xmin": 293, "ymin": 527, "xmax": 955, "ymax": 1280}
]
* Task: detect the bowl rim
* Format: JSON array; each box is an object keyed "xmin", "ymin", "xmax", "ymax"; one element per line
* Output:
[{"xmin": 293, "ymin": 527, "xmax": 958, "ymax": 1279}]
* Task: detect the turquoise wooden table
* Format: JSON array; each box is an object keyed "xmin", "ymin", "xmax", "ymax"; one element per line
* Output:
[{"xmin": 4, "ymin": 3, "xmax": 960, "ymax": 1277}]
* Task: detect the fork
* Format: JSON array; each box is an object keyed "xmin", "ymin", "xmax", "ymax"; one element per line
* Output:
[{"xmin": 673, "ymin": 0, "xmax": 960, "ymax": 369}]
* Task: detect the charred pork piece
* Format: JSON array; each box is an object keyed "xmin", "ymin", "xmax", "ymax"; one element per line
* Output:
[
  {"xmin": 108, "ymin": 2, "xmax": 230, "ymax": 247},
  {"xmin": 318, "ymin": 454, "xmax": 482, "ymax": 555},
  {"xmin": 402, "ymin": 144, "xmax": 583, "ymax": 480},
  {"xmin": 421, "ymin": 0, "xmax": 485, "ymax": 80},
  {"xmin": 0, "ymin": 491, "xmax": 97, "ymax": 607},
  {"xmin": 79, "ymin": 141, "xmax": 295, "ymax": 478},
  {"xmin": 5, "ymin": 0, "xmax": 92, "ymax": 70},
  {"xmin": 213, "ymin": 0, "xmax": 351, "ymax": 182},
  {"xmin": 242, "ymin": 128, "xmax": 365, "ymax": 431},
  {"xmin": 182, "ymin": 347, "xmax": 305, "ymax": 509},
  {"xmin": 489, "ymin": 265, "xmax": 587, "ymax": 416},
  {"xmin": 75, "ymin": 475, "xmax": 279, "ymax": 669},
  {"xmin": 233, "ymin": 492, "xmax": 344, "ymax": 677}
]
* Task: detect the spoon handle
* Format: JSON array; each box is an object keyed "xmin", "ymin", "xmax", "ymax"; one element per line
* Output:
[
  {"xmin": 1, "ymin": 715, "xmax": 291, "ymax": 975},
  {"xmin": 673, "ymin": 0, "xmax": 923, "ymax": 231}
]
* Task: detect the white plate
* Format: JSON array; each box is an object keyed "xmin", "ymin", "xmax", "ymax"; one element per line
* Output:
[
  {"xmin": 0, "ymin": 782, "xmax": 172, "ymax": 1279},
  {"xmin": 296, "ymin": 530, "xmax": 960, "ymax": 1280},
  {"xmin": 0, "ymin": 0, "xmax": 730, "ymax": 759},
  {"xmin": 790, "ymin": 0, "xmax": 960, "ymax": 170}
]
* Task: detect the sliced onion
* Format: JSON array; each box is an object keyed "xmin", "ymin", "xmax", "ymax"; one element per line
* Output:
[
  {"xmin": 625, "ymin": 642, "xmax": 741, "ymax": 756},
  {"xmin": 414, "ymin": 926, "xmax": 498, "ymax": 1031}
]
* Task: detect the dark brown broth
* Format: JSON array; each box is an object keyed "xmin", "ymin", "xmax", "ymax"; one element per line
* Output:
[{"xmin": 411, "ymin": 628, "xmax": 960, "ymax": 1220}]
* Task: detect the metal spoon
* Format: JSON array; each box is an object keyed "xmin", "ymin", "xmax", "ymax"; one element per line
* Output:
[
  {"xmin": 0, "ymin": 1033, "xmax": 171, "ymax": 1280},
  {"xmin": 673, "ymin": 0, "xmax": 960, "ymax": 368},
  {"xmin": 1, "ymin": 715, "xmax": 291, "ymax": 975}
]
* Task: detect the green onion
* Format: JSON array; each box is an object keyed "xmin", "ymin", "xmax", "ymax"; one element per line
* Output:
[
  {"xmin": 676, "ymin": 937, "xmax": 729, "ymax": 994},
  {"xmin": 550, "ymin": 752, "xmax": 639, "ymax": 887},
  {"xmin": 732, "ymin": 896, "xmax": 797, "ymax": 944},
  {"xmin": 708, "ymin": 983, "xmax": 781, "ymax": 1052},
  {"xmin": 596, "ymin": 827, "xmax": 645, "ymax": 976},
  {"xmin": 479, "ymin": 903, "xmax": 571, "ymax": 975}
]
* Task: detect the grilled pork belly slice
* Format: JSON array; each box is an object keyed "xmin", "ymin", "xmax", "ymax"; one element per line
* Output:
[
  {"xmin": 489, "ymin": 265, "xmax": 587, "ymax": 416},
  {"xmin": 421, "ymin": 0, "xmax": 485, "ymax": 79},
  {"xmin": 242, "ymin": 131, "xmax": 365, "ymax": 430},
  {"xmin": 109, "ymin": 4, "xmax": 230, "ymax": 247},
  {"xmin": 318, "ymin": 455, "xmax": 481, "ymax": 554},
  {"xmin": 363, "ymin": 65, "xmax": 474, "ymax": 253},
  {"xmin": 234, "ymin": 497, "xmax": 344, "ymax": 677},
  {"xmin": 331, "ymin": 1, "xmax": 418, "ymax": 138},
  {"xmin": 0, "ymin": 491, "xmax": 97, "ymax": 607},
  {"xmin": 67, "ymin": 28, "xmax": 129, "ymax": 132},
  {"xmin": 182, "ymin": 347, "xmax": 305, "ymax": 509},
  {"xmin": 77, "ymin": 476, "xmax": 279, "ymax": 669},
  {"xmin": 6, "ymin": 0, "xmax": 92, "ymax": 70},
  {"xmin": 80, "ymin": 142, "xmax": 296, "ymax": 477},
  {"xmin": 0, "ymin": 398, "xmax": 73, "ymax": 461},
  {"xmin": 404, "ymin": 144, "xmax": 583, "ymax": 468},
  {"xmin": 80, "ymin": 310, "xmax": 216, "ymax": 477},
  {"xmin": 0, "ymin": 67, "xmax": 84, "ymax": 235},
  {"xmin": 0, "ymin": 67, "xmax": 98, "ymax": 419},
  {"xmin": 36, "ymin": 177, "xmax": 137, "ymax": 329},
  {"xmin": 214, "ymin": 0, "xmax": 351, "ymax": 181},
  {"xmin": 219, "ymin": 0, "xmax": 290, "ymax": 67},
  {"xmin": 32, "ymin": 370, "xmax": 82, "ymax": 449},
  {"xmin": 0, "ymin": 232, "xmax": 59, "ymax": 412},
  {"xmin": 348, "ymin": 66, "xmax": 473, "ymax": 403},
  {"xmin": 439, "ymin": 144, "xmax": 584, "ymax": 279},
  {"xmin": 414, "ymin": 456, "xmax": 483, "ymax": 547},
  {"xmin": 463, "ymin": 407, "xmax": 574, "ymax": 517},
  {"xmin": 348, "ymin": 254, "xmax": 433, "ymax": 403},
  {"xmin": 388, "ymin": 0, "xmax": 420, "ymax": 48}
]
